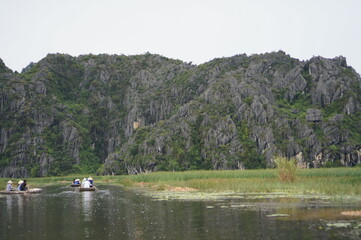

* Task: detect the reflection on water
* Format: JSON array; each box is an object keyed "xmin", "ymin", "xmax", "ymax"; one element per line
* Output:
[
  {"xmin": 81, "ymin": 191, "xmax": 93, "ymax": 222},
  {"xmin": 4, "ymin": 195, "xmax": 26, "ymax": 227},
  {"xmin": 0, "ymin": 185, "xmax": 361, "ymax": 240},
  {"xmin": 5, "ymin": 195, "xmax": 14, "ymax": 222}
]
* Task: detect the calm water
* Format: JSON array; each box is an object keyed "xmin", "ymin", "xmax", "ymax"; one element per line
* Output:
[{"xmin": 0, "ymin": 185, "xmax": 360, "ymax": 240}]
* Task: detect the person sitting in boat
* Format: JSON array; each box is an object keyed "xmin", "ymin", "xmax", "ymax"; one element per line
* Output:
[
  {"xmin": 17, "ymin": 180, "xmax": 24, "ymax": 191},
  {"xmin": 6, "ymin": 180, "xmax": 15, "ymax": 191},
  {"xmin": 88, "ymin": 177, "xmax": 93, "ymax": 185},
  {"xmin": 81, "ymin": 178, "xmax": 91, "ymax": 188},
  {"xmin": 74, "ymin": 179, "xmax": 80, "ymax": 184},
  {"xmin": 19, "ymin": 180, "xmax": 28, "ymax": 191}
]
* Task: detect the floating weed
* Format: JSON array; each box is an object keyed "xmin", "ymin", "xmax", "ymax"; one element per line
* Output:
[
  {"xmin": 165, "ymin": 186, "xmax": 197, "ymax": 192},
  {"xmin": 230, "ymin": 204, "xmax": 255, "ymax": 208},
  {"xmin": 341, "ymin": 211, "xmax": 361, "ymax": 216},
  {"xmin": 326, "ymin": 222, "xmax": 352, "ymax": 228},
  {"xmin": 266, "ymin": 214, "xmax": 290, "ymax": 218}
]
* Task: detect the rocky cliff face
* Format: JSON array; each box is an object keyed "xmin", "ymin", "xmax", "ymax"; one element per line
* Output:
[{"xmin": 0, "ymin": 51, "xmax": 360, "ymax": 177}]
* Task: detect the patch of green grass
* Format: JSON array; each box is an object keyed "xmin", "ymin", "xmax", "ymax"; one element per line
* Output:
[
  {"xmin": 116, "ymin": 168, "xmax": 361, "ymax": 196},
  {"xmin": 1, "ymin": 168, "xmax": 360, "ymax": 197}
]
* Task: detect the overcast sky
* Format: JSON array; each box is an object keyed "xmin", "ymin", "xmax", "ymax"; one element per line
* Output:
[{"xmin": 1, "ymin": 0, "xmax": 360, "ymax": 74}]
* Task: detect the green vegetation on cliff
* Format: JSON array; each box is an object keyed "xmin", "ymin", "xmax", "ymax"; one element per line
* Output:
[{"xmin": 0, "ymin": 52, "xmax": 361, "ymax": 177}]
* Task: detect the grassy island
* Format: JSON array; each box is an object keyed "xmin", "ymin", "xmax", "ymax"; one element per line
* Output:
[{"xmin": 2, "ymin": 167, "xmax": 361, "ymax": 200}]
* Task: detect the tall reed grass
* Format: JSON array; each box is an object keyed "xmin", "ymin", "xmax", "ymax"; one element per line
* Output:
[
  {"xmin": 1, "ymin": 168, "xmax": 360, "ymax": 196},
  {"xmin": 274, "ymin": 156, "xmax": 297, "ymax": 182}
]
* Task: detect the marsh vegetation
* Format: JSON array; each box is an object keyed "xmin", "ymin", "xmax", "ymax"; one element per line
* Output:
[{"xmin": 2, "ymin": 167, "xmax": 360, "ymax": 198}]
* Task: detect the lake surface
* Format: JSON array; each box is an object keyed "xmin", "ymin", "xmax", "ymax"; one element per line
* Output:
[{"xmin": 1, "ymin": 185, "xmax": 361, "ymax": 240}]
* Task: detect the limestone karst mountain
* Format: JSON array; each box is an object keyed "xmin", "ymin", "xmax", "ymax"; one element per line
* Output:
[{"xmin": 1, "ymin": 51, "xmax": 360, "ymax": 177}]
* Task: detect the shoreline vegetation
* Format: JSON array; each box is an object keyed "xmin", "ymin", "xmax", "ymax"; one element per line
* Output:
[{"xmin": 1, "ymin": 167, "xmax": 361, "ymax": 201}]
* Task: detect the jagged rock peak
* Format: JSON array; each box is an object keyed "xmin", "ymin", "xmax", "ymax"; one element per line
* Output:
[{"xmin": 0, "ymin": 58, "xmax": 12, "ymax": 73}]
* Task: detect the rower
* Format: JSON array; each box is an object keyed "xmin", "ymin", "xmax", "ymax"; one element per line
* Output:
[
  {"xmin": 88, "ymin": 177, "xmax": 93, "ymax": 185},
  {"xmin": 19, "ymin": 180, "xmax": 28, "ymax": 191}
]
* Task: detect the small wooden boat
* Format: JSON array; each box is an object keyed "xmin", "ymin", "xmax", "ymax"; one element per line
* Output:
[
  {"xmin": 0, "ymin": 188, "xmax": 43, "ymax": 194},
  {"xmin": 70, "ymin": 184, "xmax": 81, "ymax": 187},
  {"xmin": 78, "ymin": 187, "xmax": 96, "ymax": 192},
  {"xmin": 0, "ymin": 191, "xmax": 25, "ymax": 194}
]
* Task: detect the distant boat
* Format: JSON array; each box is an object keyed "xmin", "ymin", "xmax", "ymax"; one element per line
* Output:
[{"xmin": 0, "ymin": 188, "xmax": 43, "ymax": 194}]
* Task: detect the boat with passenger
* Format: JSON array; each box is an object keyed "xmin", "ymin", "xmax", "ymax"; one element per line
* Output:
[
  {"xmin": 1, "ymin": 179, "xmax": 42, "ymax": 194},
  {"xmin": 71, "ymin": 178, "xmax": 81, "ymax": 187},
  {"xmin": 74, "ymin": 177, "xmax": 97, "ymax": 192}
]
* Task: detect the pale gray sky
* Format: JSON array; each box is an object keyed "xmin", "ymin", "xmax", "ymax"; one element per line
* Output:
[{"xmin": 1, "ymin": 0, "xmax": 360, "ymax": 74}]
